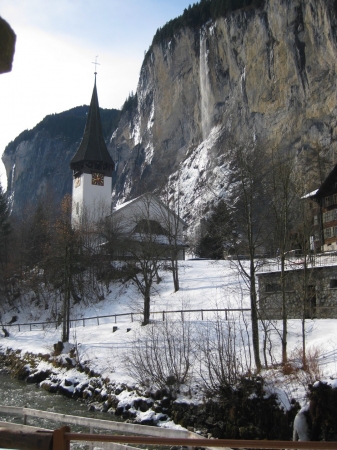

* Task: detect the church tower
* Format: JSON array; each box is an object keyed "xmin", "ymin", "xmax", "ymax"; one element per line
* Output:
[{"xmin": 70, "ymin": 74, "xmax": 114, "ymax": 226}]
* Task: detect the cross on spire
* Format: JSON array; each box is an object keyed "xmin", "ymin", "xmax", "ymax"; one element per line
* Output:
[{"xmin": 92, "ymin": 55, "xmax": 100, "ymax": 75}]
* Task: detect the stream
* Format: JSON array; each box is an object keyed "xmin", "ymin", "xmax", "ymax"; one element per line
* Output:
[{"xmin": 0, "ymin": 372, "xmax": 122, "ymax": 448}]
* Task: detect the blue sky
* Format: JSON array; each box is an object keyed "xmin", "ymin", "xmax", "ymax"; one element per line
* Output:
[{"xmin": 0, "ymin": 0, "xmax": 193, "ymax": 187}]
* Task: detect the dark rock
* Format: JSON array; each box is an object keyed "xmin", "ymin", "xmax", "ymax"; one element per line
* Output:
[
  {"xmin": 115, "ymin": 406, "xmax": 124, "ymax": 416},
  {"xmin": 27, "ymin": 370, "xmax": 50, "ymax": 383},
  {"xmin": 53, "ymin": 341, "xmax": 64, "ymax": 354},
  {"xmin": 160, "ymin": 396, "xmax": 171, "ymax": 407}
]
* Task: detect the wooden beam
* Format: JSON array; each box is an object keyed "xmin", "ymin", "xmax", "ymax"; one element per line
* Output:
[{"xmin": 0, "ymin": 427, "xmax": 52, "ymax": 450}]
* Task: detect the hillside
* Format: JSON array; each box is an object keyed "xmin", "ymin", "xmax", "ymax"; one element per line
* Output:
[{"xmin": 2, "ymin": 106, "xmax": 120, "ymax": 216}]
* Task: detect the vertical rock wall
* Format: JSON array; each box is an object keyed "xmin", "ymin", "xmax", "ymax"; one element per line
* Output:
[{"xmin": 110, "ymin": 0, "xmax": 337, "ymax": 231}]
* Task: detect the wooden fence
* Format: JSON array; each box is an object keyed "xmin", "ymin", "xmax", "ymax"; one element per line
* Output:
[
  {"xmin": 3, "ymin": 307, "xmax": 251, "ymax": 332},
  {"xmin": 1, "ymin": 425, "xmax": 337, "ymax": 450},
  {"xmin": 1, "ymin": 406, "xmax": 337, "ymax": 450}
]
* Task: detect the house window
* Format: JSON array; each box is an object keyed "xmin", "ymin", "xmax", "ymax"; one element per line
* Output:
[
  {"xmin": 324, "ymin": 228, "xmax": 331, "ymax": 238},
  {"xmin": 265, "ymin": 283, "xmax": 281, "ymax": 292},
  {"xmin": 323, "ymin": 211, "xmax": 334, "ymax": 223},
  {"xmin": 325, "ymin": 196, "xmax": 331, "ymax": 207},
  {"xmin": 330, "ymin": 279, "xmax": 337, "ymax": 289},
  {"xmin": 314, "ymin": 215, "xmax": 318, "ymax": 225},
  {"xmin": 334, "ymin": 194, "xmax": 337, "ymax": 204}
]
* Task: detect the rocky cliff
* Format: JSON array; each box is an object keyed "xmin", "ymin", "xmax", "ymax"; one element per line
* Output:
[
  {"xmin": 109, "ymin": 0, "xmax": 337, "ymax": 235},
  {"xmin": 4, "ymin": 0, "xmax": 337, "ymax": 231}
]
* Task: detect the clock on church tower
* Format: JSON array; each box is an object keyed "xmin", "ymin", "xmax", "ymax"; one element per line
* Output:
[
  {"xmin": 92, "ymin": 172, "xmax": 104, "ymax": 186},
  {"xmin": 69, "ymin": 73, "xmax": 114, "ymax": 226}
]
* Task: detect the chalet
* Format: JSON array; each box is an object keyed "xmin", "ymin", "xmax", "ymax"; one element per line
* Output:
[{"xmin": 310, "ymin": 164, "xmax": 337, "ymax": 252}]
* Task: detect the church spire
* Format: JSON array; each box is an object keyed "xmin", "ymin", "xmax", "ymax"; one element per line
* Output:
[{"xmin": 70, "ymin": 74, "xmax": 114, "ymax": 175}]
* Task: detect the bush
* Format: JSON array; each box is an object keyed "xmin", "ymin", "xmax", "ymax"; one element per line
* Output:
[
  {"xmin": 124, "ymin": 319, "xmax": 195, "ymax": 394},
  {"xmin": 308, "ymin": 381, "xmax": 337, "ymax": 441}
]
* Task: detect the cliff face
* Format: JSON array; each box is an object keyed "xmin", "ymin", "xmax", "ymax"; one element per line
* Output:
[{"xmin": 110, "ymin": 0, "xmax": 337, "ymax": 232}]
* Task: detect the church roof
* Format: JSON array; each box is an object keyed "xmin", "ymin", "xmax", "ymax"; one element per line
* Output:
[{"xmin": 70, "ymin": 76, "xmax": 114, "ymax": 169}]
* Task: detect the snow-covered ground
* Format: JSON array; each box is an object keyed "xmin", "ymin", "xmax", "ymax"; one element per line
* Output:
[{"xmin": 1, "ymin": 259, "xmax": 337, "ymax": 410}]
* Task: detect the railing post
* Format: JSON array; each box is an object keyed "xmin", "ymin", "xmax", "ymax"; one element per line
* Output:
[
  {"xmin": 131, "ymin": 313, "xmax": 133, "ymax": 322},
  {"xmin": 97, "ymin": 317, "xmax": 99, "ymax": 325},
  {"xmin": 89, "ymin": 425, "xmax": 94, "ymax": 450},
  {"xmin": 162, "ymin": 311, "xmax": 165, "ymax": 321},
  {"xmin": 53, "ymin": 426, "xmax": 70, "ymax": 450},
  {"xmin": 201, "ymin": 309, "xmax": 204, "ymax": 320}
]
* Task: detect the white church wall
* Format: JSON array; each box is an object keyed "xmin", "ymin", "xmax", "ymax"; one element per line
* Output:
[{"xmin": 72, "ymin": 173, "xmax": 112, "ymax": 226}]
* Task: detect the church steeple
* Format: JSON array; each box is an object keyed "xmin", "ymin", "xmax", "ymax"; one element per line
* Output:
[
  {"xmin": 70, "ymin": 74, "xmax": 114, "ymax": 226},
  {"xmin": 70, "ymin": 75, "xmax": 114, "ymax": 175}
]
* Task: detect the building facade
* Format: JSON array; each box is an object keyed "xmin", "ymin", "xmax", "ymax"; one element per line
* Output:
[
  {"xmin": 311, "ymin": 164, "xmax": 337, "ymax": 252},
  {"xmin": 258, "ymin": 264, "xmax": 337, "ymax": 319}
]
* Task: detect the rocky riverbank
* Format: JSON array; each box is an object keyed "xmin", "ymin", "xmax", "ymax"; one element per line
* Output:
[{"xmin": 0, "ymin": 346, "xmax": 300, "ymax": 440}]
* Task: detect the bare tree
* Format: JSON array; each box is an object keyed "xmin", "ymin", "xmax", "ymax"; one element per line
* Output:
[
  {"xmin": 155, "ymin": 188, "xmax": 187, "ymax": 292},
  {"xmin": 291, "ymin": 174, "xmax": 318, "ymax": 368},
  {"xmin": 104, "ymin": 194, "xmax": 171, "ymax": 325},
  {"xmin": 267, "ymin": 148, "xmax": 299, "ymax": 365},
  {"xmin": 227, "ymin": 143, "xmax": 271, "ymax": 372},
  {"xmin": 197, "ymin": 310, "xmax": 252, "ymax": 395}
]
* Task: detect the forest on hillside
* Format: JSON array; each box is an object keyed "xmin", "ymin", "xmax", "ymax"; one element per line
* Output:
[
  {"xmin": 4, "ymin": 106, "xmax": 120, "ymax": 154},
  {"xmin": 151, "ymin": 0, "xmax": 264, "ymax": 48}
]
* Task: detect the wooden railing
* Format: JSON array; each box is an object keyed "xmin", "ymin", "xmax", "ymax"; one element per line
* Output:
[
  {"xmin": 3, "ymin": 307, "xmax": 251, "ymax": 331},
  {"xmin": 1, "ymin": 425, "xmax": 337, "ymax": 450},
  {"xmin": 1, "ymin": 406, "xmax": 337, "ymax": 450}
]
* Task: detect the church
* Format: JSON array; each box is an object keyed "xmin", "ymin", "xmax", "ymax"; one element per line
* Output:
[
  {"xmin": 70, "ymin": 73, "xmax": 115, "ymax": 225},
  {"xmin": 69, "ymin": 75, "xmax": 187, "ymax": 260}
]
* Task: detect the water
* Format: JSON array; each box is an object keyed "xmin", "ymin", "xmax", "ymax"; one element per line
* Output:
[{"xmin": 0, "ymin": 372, "xmax": 121, "ymax": 448}]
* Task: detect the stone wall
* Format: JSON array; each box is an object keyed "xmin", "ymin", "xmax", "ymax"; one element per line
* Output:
[{"xmin": 258, "ymin": 266, "xmax": 337, "ymax": 319}]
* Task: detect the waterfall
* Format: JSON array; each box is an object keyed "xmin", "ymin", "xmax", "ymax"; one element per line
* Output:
[{"xmin": 199, "ymin": 31, "xmax": 212, "ymax": 140}]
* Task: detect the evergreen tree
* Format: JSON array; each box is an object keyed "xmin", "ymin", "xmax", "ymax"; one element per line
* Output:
[
  {"xmin": 196, "ymin": 200, "xmax": 236, "ymax": 259},
  {"xmin": 26, "ymin": 202, "xmax": 52, "ymax": 268}
]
